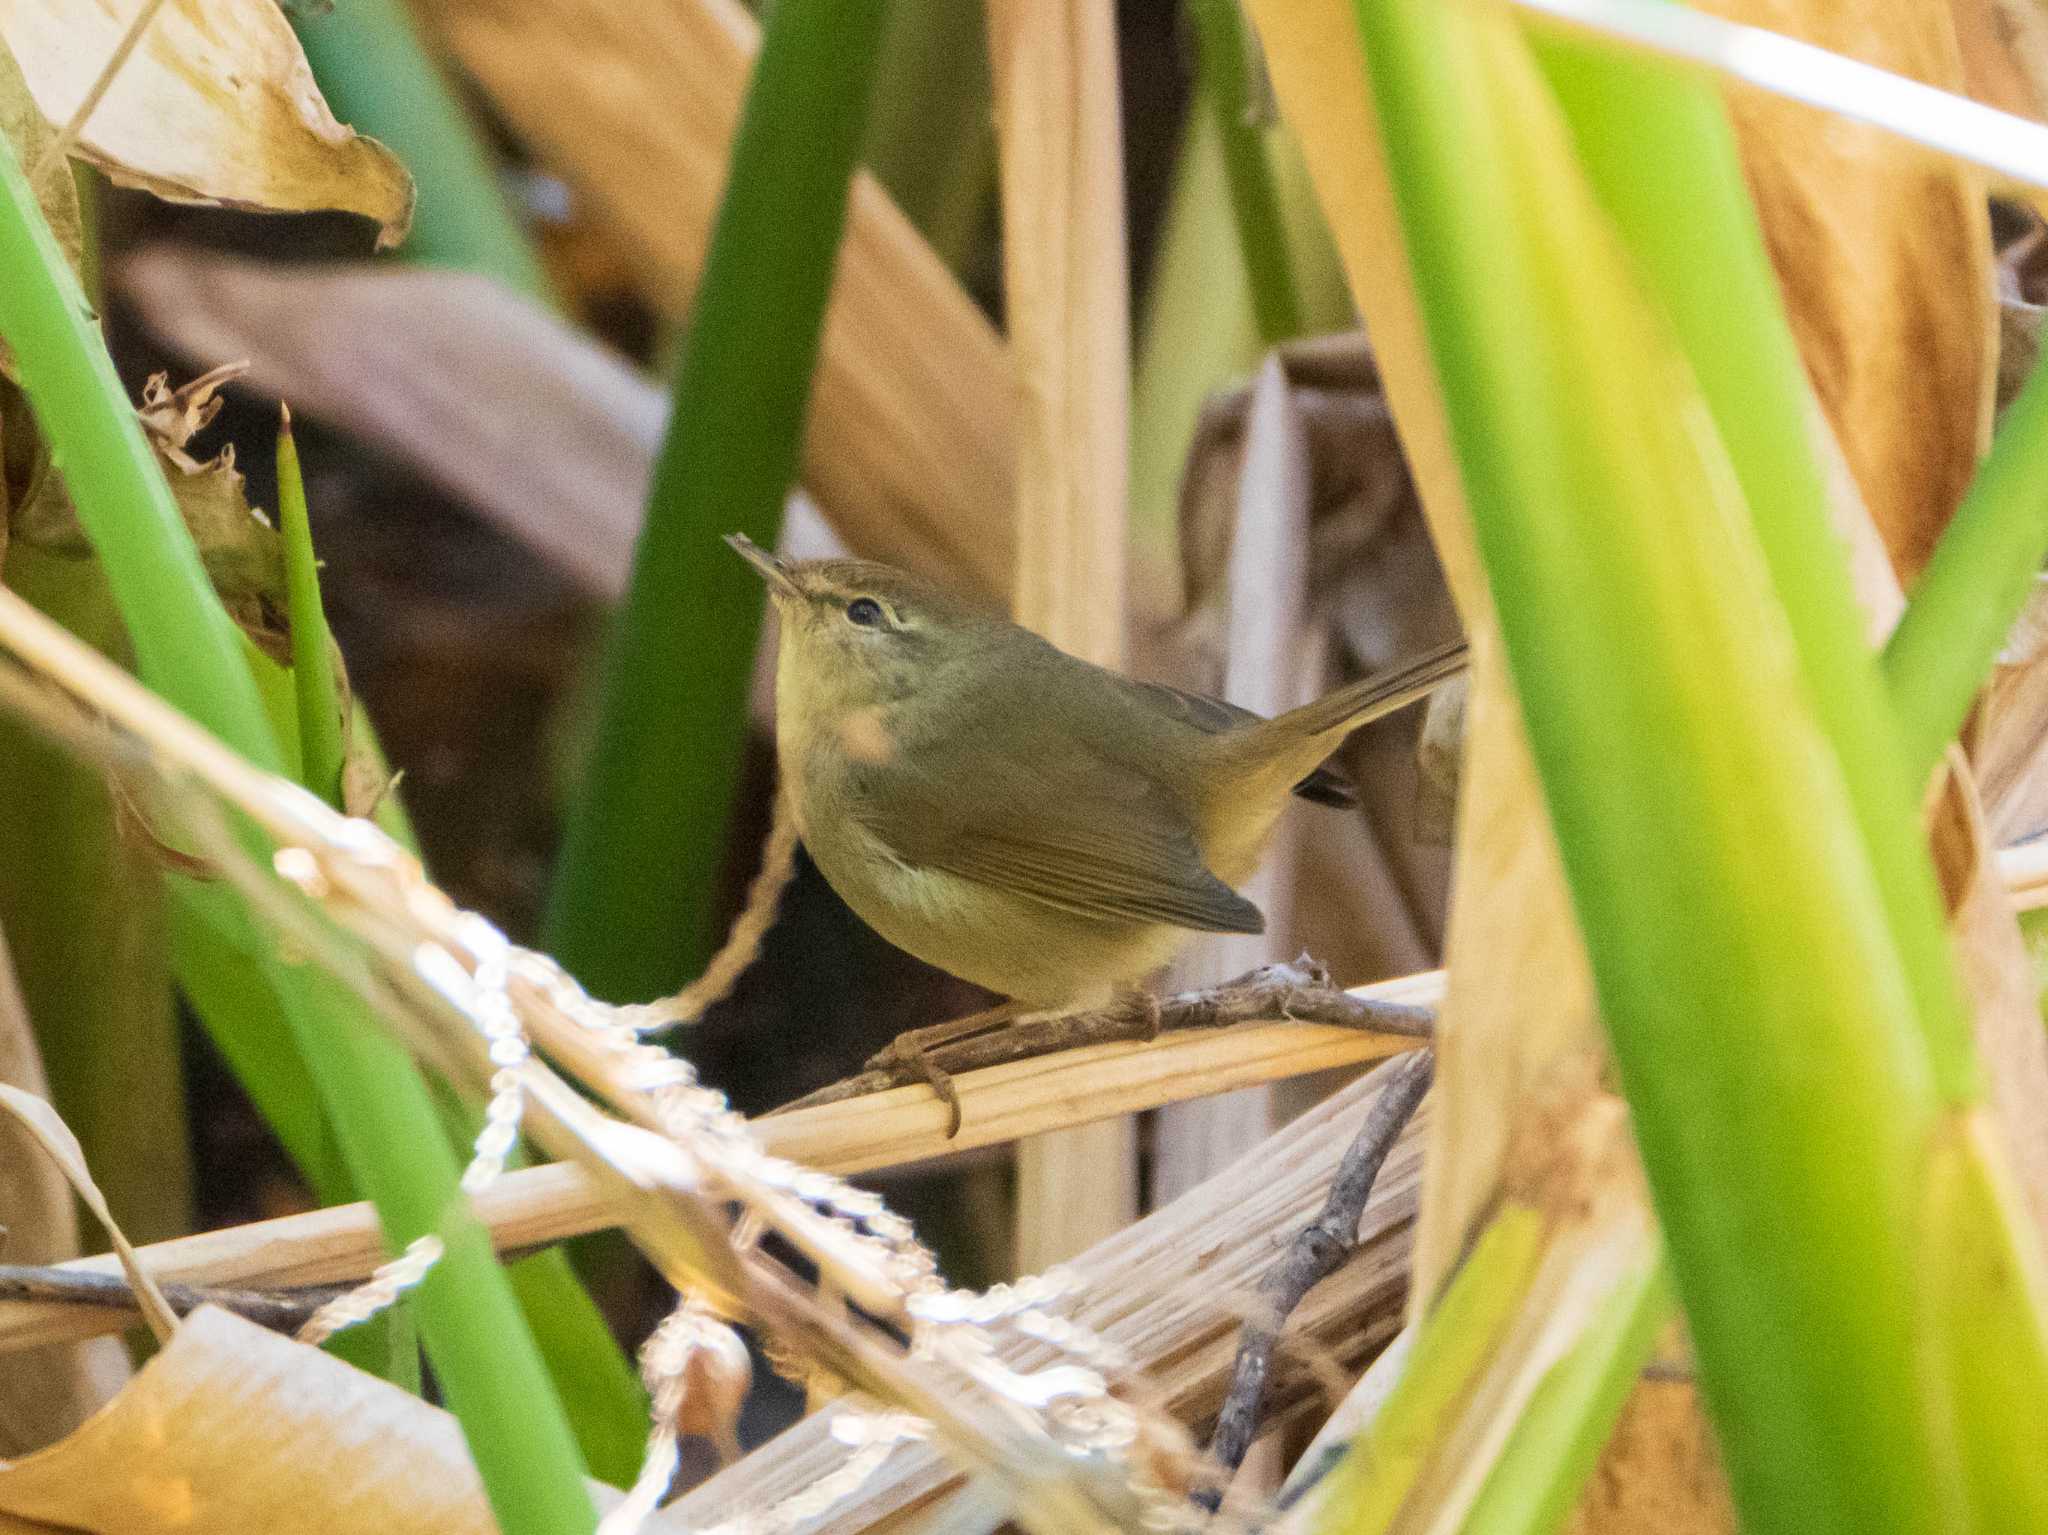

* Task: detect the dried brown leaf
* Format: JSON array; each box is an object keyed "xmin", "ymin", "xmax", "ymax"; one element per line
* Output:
[
  {"xmin": 0, "ymin": 0, "xmax": 411, "ymax": 244},
  {"xmin": 8, "ymin": 363, "xmax": 291, "ymax": 661},
  {"xmin": 161, "ymin": 445, "xmax": 290, "ymax": 665},
  {"xmin": 134, "ymin": 363, "xmax": 244, "ymax": 462}
]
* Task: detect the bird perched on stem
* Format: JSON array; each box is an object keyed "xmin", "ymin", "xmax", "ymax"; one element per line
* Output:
[{"xmin": 731, "ymin": 533, "xmax": 1465, "ymax": 1020}]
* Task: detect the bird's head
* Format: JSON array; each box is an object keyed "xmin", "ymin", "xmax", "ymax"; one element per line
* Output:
[{"xmin": 727, "ymin": 534, "xmax": 994, "ymax": 723}]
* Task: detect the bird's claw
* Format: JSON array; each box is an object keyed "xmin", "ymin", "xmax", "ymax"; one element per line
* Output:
[{"xmin": 874, "ymin": 1030, "xmax": 967, "ymax": 1137}]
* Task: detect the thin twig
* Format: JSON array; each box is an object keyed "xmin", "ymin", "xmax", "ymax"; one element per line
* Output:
[
  {"xmin": 32, "ymin": 0, "xmax": 176, "ymax": 181},
  {"xmin": 778, "ymin": 960, "xmax": 1434, "ymax": 1114},
  {"xmin": 0, "ymin": 1243, "xmax": 558, "ymax": 1335},
  {"xmin": 0, "ymin": 1261, "xmax": 348, "ymax": 1334},
  {"xmin": 1197, "ymin": 1047, "xmax": 1435, "ymax": 1509}
]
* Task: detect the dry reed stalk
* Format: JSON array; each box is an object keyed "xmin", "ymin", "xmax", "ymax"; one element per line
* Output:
[
  {"xmin": 423, "ymin": 0, "xmax": 1014, "ymax": 600},
  {"xmin": 670, "ymin": 1058, "xmax": 1425, "ymax": 1535},
  {"xmin": 0, "ymin": 930, "xmax": 130, "ymax": 1451},
  {"xmin": 984, "ymin": 0, "xmax": 1139, "ymax": 1270},
  {"xmin": 0, "ymin": 972, "xmax": 1440, "ymax": 1355},
  {"xmin": 1155, "ymin": 360, "xmax": 1321, "ymax": 1206}
]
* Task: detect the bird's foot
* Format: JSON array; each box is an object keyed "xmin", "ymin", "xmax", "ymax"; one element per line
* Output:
[
  {"xmin": 896, "ymin": 1034, "xmax": 964, "ymax": 1139},
  {"xmin": 867, "ymin": 1001, "xmax": 1021, "ymax": 1138}
]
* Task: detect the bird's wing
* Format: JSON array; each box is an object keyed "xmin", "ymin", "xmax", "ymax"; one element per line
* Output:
[
  {"xmin": 847, "ymin": 724, "xmax": 1264, "ymax": 936},
  {"xmin": 1108, "ymin": 675, "xmax": 1357, "ymax": 809}
]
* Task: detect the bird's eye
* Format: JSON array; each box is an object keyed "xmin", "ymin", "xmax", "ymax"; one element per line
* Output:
[{"xmin": 845, "ymin": 597, "xmax": 885, "ymax": 628}]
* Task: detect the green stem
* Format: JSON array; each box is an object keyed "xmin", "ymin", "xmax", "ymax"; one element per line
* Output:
[
  {"xmin": 1461, "ymin": 1254, "xmax": 1673, "ymax": 1535},
  {"xmin": 0, "ymin": 130, "xmax": 594, "ymax": 1535},
  {"xmin": 544, "ymin": 0, "xmax": 893, "ymax": 1002},
  {"xmin": 1883, "ymin": 350, "xmax": 2048, "ymax": 784},
  {"xmin": 1128, "ymin": 93, "xmax": 1262, "ymax": 607},
  {"xmin": 1188, "ymin": 0, "xmax": 1305, "ymax": 344},
  {"xmin": 1346, "ymin": 3, "xmax": 1968, "ymax": 1528},
  {"xmin": 1530, "ymin": 29, "xmax": 1978, "ymax": 1100},
  {"xmin": 861, "ymin": 0, "xmax": 993, "ymax": 278},
  {"xmin": 276, "ymin": 410, "xmax": 346, "ymax": 808}
]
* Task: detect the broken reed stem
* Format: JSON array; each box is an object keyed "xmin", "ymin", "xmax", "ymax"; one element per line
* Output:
[{"xmin": 1198, "ymin": 1046, "xmax": 1434, "ymax": 1507}]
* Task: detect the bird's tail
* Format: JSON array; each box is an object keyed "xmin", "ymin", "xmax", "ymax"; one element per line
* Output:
[{"xmin": 1263, "ymin": 636, "xmax": 1469, "ymax": 748}]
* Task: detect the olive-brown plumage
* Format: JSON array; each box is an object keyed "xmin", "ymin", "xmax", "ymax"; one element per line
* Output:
[{"xmin": 731, "ymin": 535, "xmax": 1465, "ymax": 1007}]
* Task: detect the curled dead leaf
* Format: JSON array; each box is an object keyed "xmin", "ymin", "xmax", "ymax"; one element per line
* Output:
[
  {"xmin": 0, "ymin": 0, "xmax": 413, "ymax": 246},
  {"xmin": 0, "ymin": 1306, "xmax": 622, "ymax": 1534},
  {"xmin": 135, "ymin": 362, "xmax": 247, "ymax": 464}
]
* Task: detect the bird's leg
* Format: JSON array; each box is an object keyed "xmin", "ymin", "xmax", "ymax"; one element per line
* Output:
[
  {"xmin": 867, "ymin": 1000, "xmax": 1022, "ymax": 1137},
  {"xmin": 864, "ymin": 1000, "xmax": 1020, "ymax": 1073}
]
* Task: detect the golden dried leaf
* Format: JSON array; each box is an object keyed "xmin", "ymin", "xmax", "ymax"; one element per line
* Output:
[
  {"xmin": 427, "ymin": 0, "xmax": 1011, "ymax": 597},
  {"xmin": 1952, "ymin": 0, "xmax": 2048, "ymax": 119},
  {"xmin": 0, "ymin": 1307, "xmax": 614, "ymax": 1533},
  {"xmin": 0, "ymin": 0, "xmax": 412, "ymax": 246}
]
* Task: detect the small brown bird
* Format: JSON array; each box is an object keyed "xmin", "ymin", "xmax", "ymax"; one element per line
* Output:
[{"xmin": 731, "ymin": 534, "xmax": 1465, "ymax": 1010}]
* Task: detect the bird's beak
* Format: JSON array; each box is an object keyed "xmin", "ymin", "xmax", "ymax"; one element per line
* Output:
[{"xmin": 725, "ymin": 532, "xmax": 800, "ymax": 602}]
